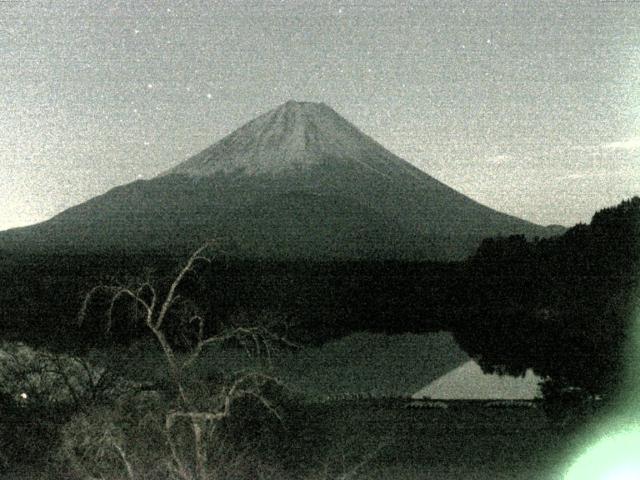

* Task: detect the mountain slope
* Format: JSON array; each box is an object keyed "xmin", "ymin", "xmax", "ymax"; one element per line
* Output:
[{"xmin": 0, "ymin": 101, "xmax": 558, "ymax": 260}]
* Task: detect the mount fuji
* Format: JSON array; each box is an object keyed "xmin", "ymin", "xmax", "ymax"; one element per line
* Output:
[{"xmin": 0, "ymin": 101, "xmax": 557, "ymax": 260}]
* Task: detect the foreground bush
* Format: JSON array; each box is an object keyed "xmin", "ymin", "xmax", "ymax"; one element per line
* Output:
[
  {"xmin": 57, "ymin": 376, "xmax": 323, "ymax": 480},
  {"xmin": 0, "ymin": 341, "xmax": 109, "ymax": 471}
]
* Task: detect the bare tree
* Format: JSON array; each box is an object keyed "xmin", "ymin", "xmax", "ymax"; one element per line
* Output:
[{"xmin": 78, "ymin": 242, "xmax": 297, "ymax": 480}]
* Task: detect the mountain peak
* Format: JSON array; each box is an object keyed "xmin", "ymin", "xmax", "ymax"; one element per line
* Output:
[
  {"xmin": 270, "ymin": 99, "xmax": 337, "ymax": 127},
  {"xmin": 281, "ymin": 99, "xmax": 327, "ymax": 109},
  {"xmin": 164, "ymin": 100, "xmax": 394, "ymax": 177},
  {"xmin": 277, "ymin": 100, "xmax": 335, "ymax": 115}
]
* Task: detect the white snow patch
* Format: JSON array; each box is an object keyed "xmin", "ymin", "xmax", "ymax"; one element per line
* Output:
[{"xmin": 163, "ymin": 100, "xmax": 414, "ymax": 179}]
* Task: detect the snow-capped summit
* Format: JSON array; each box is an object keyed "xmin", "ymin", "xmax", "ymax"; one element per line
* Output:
[{"xmin": 166, "ymin": 100, "xmax": 413, "ymax": 178}]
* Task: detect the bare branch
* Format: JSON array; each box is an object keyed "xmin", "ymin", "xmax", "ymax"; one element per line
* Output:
[
  {"xmin": 163, "ymin": 416, "xmax": 192, "ymax": 480},
  {"xmin": 243, "ymin": 391, "xmax": 283, "ymax": 423},
  {"xmin": 136, "ymin": 281, "xmax": 157, "ymax": 324},
  {"xmin": 78, "ymin": 285, "xmax": 121, "ymax": 327},
  {"xmin": 106, "ymin": 287, "xmax": 151, "ymax": 335},
  {"xmin": 38, "ymin": 364, "xmax": 83, "ymax": 408},
  {"xmin": 155, "ymin": 241, "xmax": 215, "ymax": 330},
  {"xmin": 181, "ymin": 314, "xmax": 207, "ymax": 369},
  {"xmin": 110, "ymin": 437, "xmax": 136, "ymax": 480}
]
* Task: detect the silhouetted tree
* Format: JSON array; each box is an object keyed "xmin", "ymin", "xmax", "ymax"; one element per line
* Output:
[{"xmin": 453, "ymin": 197, "xmax": 640, "ymax": 400}]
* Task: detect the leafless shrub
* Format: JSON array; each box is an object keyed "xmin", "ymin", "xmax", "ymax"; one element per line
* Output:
[
  {"xmin": 69, "ymin": 242, "xmax": 298, "ymax": 480},
  {"xmin": 0, "ymin": 341, "xmax": 118, "ymax": 410}
]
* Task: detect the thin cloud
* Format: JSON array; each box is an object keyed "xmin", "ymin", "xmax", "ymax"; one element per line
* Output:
[
  {"xmin": 561, "ymin": 171, "xmax": 623, "ymax": 180},
  {"xmin": 602, "ymin": 137, "xmax": 640, "ymax": 150}
]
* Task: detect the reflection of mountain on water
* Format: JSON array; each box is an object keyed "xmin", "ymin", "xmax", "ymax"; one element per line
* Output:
[
  {"xmin": 196, "ymin": 331, "xmax": 468, "ymax": 398},
  {"xmin": 414, "ymin": 360, "xmax": 543, "ymax": 400}
]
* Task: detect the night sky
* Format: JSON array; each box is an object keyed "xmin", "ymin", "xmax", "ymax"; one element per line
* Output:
[{"xmin": 2, "ymin": 0, "xmax": 639, "ymax": 231}]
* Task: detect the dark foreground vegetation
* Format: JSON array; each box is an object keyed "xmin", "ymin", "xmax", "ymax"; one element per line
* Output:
[
  {"xmin": 0, "ymin": 253, "xmax": 465, "ymax": 350},
  {"xmin": 0, "ymin": 341, "xmax": 605, "ymax": 480},
  {"xmin": 0, "ymin": 365, "xmax": 609, "ymax": 480},
  {"xmin": 454, "ymin": 197, "xmax": 640, "ymax": 400},
  {"xmin": 0, "ymin": 197, "xmax": 638, "ymax": 478}
]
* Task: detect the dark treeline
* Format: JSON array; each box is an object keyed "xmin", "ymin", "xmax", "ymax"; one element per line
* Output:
[
  {"xmin": 0, "ymin": 251, "xmax": 183, "ymax": 349},
  {"xmin": 1, "ymin": 197, "xmax": 638, "ymax": 398},
  {"xmin": 0, "ymin": 251, "xmax": 465, "ymax": 351},
  {"xmin": 453, "ymin": 197, "xmax": 640, "ymax": 398}
]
